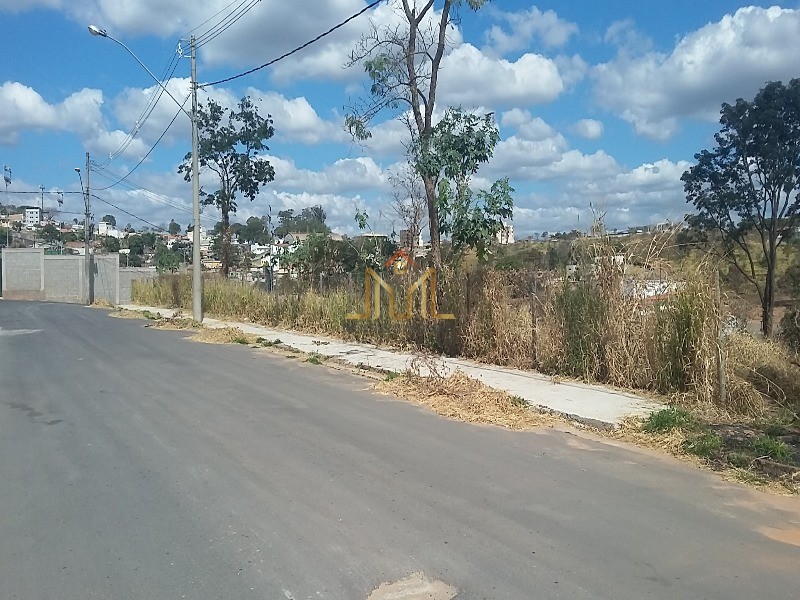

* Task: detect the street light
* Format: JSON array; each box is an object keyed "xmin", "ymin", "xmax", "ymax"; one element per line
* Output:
[{"xmin": 88, "ymin": 25, "xmax": 203, "ymax": 323}]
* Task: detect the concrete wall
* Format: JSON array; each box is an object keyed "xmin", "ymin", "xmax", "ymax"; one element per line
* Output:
[
  {"xmin": 2, "ymin": 248, "xmax": 45, "ymax": 300},
  {"xmin": 93, "ymin": 255, "xmax": 119, "ymax": 305},
  {"xmin": 2, "ymin": 249, "xmax": 153, "ymax": 305},
  {"xmin": 119, "ymin": 267, "xmax": 157, "ymax": 304},
  {"xmin": 43, "ymin": 255, "xmax": 83, "ymax": 303}
]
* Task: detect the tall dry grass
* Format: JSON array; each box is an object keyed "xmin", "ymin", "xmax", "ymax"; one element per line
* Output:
[{"xmin": 132, "ymin": 242, "xmax": 795, "ymax": 417}]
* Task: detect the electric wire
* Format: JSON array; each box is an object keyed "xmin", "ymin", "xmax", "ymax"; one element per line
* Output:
[
  {"xmin": 89, "ymin": 170, "xmax": 216, "ymax": 228},
  {"xmin": 90, "ymin": 193, "xmax": 167, "ymax": 232},
  {"xmin": 92, "ymin": 94, "xmax": 190, "ymax": 191},
  {"xmin": 91, "ymin": 172, "xmax": 200, "ymax": 218},
  {"xmin": 194, "ymin": 0, "xmax": 262, "ymax": 49},
  {"xmin": 201, "ymin": 0, "xmax": 384, "ymax": 87},
  {"xmin": 93, "ymin": 49, "xmax": 183, "ymax": 171},
  {"xmin": 183, "ymin": 0, "xmax": 252, "ymax": 38}
]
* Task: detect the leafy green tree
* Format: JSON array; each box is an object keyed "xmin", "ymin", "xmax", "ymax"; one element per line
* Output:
[
  {"xmin": 273, "ymin": 206, "xmax": 329, "ymax": 237},
  {"xmin": 101, "ymin": 214, "xmax": 116, "ymax": 227},
  {"xmin": 168, "ymin": 219, "xmax": 181, "ymax": 235},
  {"xmin": 154, "ymin": 244, "xmax": 180, "ymax": 273},
  {"xmin": 179, "ymin": 96, "xmax": 276, "ymax": 276},
  {"xmin": 419, "ymin": 107, "xmax": 513, "ymax": 263},
  {"xmin": 41, "ymin": 223, "xmax": 61, "ymax": 243},
  {"xmin": 346, "ymin": 0, "xmax": 491, "ymax": 269},
  {"xmin": 239, "ymin": 216, "xmax": 271, "ymax": 245},
  {"xmin": 140, "ymin": 232, "xmax": 157, "ymax": 249},
  {"xmin": 682, "ymin": 79, "xmax": 800, "ymax": 337},
  {"xmin": 102, "ymin": 236, "xmax": 120, "ymax": 253},
  {"xmin": 127, "ymin": 234, "xmax": 145, "ymax": 256}
]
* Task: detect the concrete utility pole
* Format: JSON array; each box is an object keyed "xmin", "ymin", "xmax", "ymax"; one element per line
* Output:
[
  {"xmin": 86, "ymin": 152, "xmax": 93, "ymax": 304},
  {"xmin": 88, "ymin": 25, "xmax": 203, "ymax": 322},
  {"xmin": 75, "ymin": 155, "xmax": 92, "ymax": 305},
  {"xmin": 191, "ymin": 34, "xmax": 202, "ymax": 323},
  {"xmin": 3, "ymin": 165, "xmax": 11, "ymax": 247}
]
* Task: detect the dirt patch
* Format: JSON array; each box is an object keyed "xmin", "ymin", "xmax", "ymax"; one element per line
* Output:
[
  {"xmin": 376, "ymin": 370, "xmax": 566, "ymax": 431},
  {"xmin": 760, "ymin": 525, "xmax": 800, "ymax": 547},
  {"xmin": 108, "ymin": 309, "xmax": 150, "ymax": 320},
  {"xmin": 146, "ymin": 317, "xmax": 198, "ymax": 331},
  {"xmin": 367, "ymin": 573, "xmax": 456, "ymax": 600},
  {"xmin": 189, "ymin": 327, "xmax": 257, "ymax": 345}
]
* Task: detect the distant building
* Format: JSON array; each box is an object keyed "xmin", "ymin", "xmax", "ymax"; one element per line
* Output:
[
  {"xmin": 24, "ymin": 208, "xmax": 41, "ymax": 228},
  {"xmin": 97, "ymin": 221, "xmax": 121, "ymax": 238},
  {"xmin": 496, "ymin": 222, "xmax": 514, "ymax": 245}
]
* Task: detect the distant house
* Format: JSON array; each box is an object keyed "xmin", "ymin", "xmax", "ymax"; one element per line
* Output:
[
  {"xmin": 97, "ymin": 221, "xmax": 121, "ymax": 238},
  {"xmin": 64, "ymin": 241, "xmax": 86, "ymax": 256},
  {"xmin": 496, "ymin": 222, "xmax": 514, "ymax": 245},
  {"xmin": 24, "ymin": 208, "xmax": 42, "ymax": 229}
]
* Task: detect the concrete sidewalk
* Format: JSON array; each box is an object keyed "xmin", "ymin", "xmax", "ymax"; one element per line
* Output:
[{"xmin": 119, "ymin": 305, "xmax": 663, "ymax": 428}]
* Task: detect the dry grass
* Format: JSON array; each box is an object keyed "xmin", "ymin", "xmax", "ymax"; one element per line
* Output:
[
  {"xmin": 131, "ymin": 237, "xmax": 797, "ymax": 422},
  {"xmin": 726, "ymin": 332, "xmax": 800, "ymax": 418},
  {"xmin": 108, "ymin": 308, "xmax": 150, "ymax": 320},
  {"xmin": 376, "ymin": 369, "xmax": 563, "ymax": 430},
  {"xmin": 189, "ymin": 326, "xmax": 257, "ymax": 345},
  {"xmin": 91, "ymin": 298, "xmax": 115, "ymax": 308}
]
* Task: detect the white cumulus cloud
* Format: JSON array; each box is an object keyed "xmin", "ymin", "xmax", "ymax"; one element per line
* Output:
[{"xmin": 594, "ymin": 6, "xmax": 800, "ymax": 140}]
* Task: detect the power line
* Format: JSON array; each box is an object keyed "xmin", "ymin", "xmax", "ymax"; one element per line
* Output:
[
  {"xmin": 184, "ymin": 0, "xmax": 256, "ymax": 40},
  {"xmin": 91, "ymin": 193, "xmax": 167, "ymax": 232},
  {"xmin": 94, "ymin": 49, "xmax": 183, "ymax": 170},
  {"xmin": 89, "ymin": 169, "xmax": 217, "ymax": 227},
  {"xmin": 201, "ymin": 0, "xmax": 384, "ymax": 87},
  {"xmin": 92, "ymin": 94, "xmax": 190, "ymax": 191},
  {"xmin": 195, "ymin": 0, "xmax": 262, "ymax": 49}
]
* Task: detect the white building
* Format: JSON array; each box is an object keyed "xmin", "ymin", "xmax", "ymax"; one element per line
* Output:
[
  {"xmin": 97, "ymin": 221, "xmax": 122, "ymax": 238},
  {"xmin": 24, "ymin": 208, "xmax": 41, "ymax": 228},
  {"xmin": 496, "ymin": 222, "xmax": 514, "ymax": 245}
]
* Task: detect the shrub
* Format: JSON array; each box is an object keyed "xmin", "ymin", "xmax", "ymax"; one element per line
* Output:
[{"xmin": 644, "ymin": 407, "xmax": 694, "ymax": 433}]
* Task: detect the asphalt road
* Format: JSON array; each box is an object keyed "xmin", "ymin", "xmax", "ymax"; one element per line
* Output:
[{"xmin": 1, "ymin": 301, "xmax": 799, "ymax": 599}]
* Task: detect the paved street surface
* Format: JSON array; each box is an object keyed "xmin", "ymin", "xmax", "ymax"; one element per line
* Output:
[
  {"xmin": 1, "ymin": 301, "xmax": 799, "ymax": 599},
  {"xmin": 121, "ymin": 304, "xmax": 662, "ymax": 427}
]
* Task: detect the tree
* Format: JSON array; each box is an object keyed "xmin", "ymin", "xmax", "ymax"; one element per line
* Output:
[
  {"xmin": 41, "ymin": 223, "xmax": 61, "ymax": 244},
  {"xmin": 346, "ymin": 0, "xmax": 491, "ymax": 269},
  {"xmin": 168, "ymin": 219, "xmax": 181, "ymax": 235},
  {"xmin": 273, "ymin": 206, "xmax": 329, "ymax": 237},
  {"xmin": 682, "ymin": 79, "xmax": 800, "ymax": 337},
  {"xmin": 420, "ymin": 107, "xmax": 513, "ymax": 262},
  {"xmin": 102, "ymin": 236, "xmax": 120, "ymax": 253},
  {"xmin": 101, "ymin": 214, "xmax": 116, "ymax": 227},
  {"xmin": 179, "ymin": 96, "xmax": 275, "ymax": 276},
  {"xmin": 389, "ymin": 163, "xmax": 427, "ymax": 258},
  {"xmin": 239, "ymin": 216, "xmax": 271, "ymax": 245},
  {"xmin": 140, "ymin": 232, "xmax": 157, "ymax": 249},
  {"xmin": 154, "ymin": 243, "xmax": 180, "ymax": 273},
  {"xmin": 127, "ymin": 234, "xmax": 145, "ymax": 256}
]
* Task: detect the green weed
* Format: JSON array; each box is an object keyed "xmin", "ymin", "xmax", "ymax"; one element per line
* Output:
[
  {"xmin": 644, "ymin": 407, "xmax": 694, "ymax": 433},
  {"xmin": 751, "ymin": 436, "xmax": 794, "ymax": 463},
  {"xmin": 683, "ymin": 433, "xmax": 723, "ymax": 457}
]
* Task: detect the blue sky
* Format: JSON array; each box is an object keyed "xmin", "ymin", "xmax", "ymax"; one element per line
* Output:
[{"xmin": 1, "ymin": 1, "xmax": 799, "ymax": 237}]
